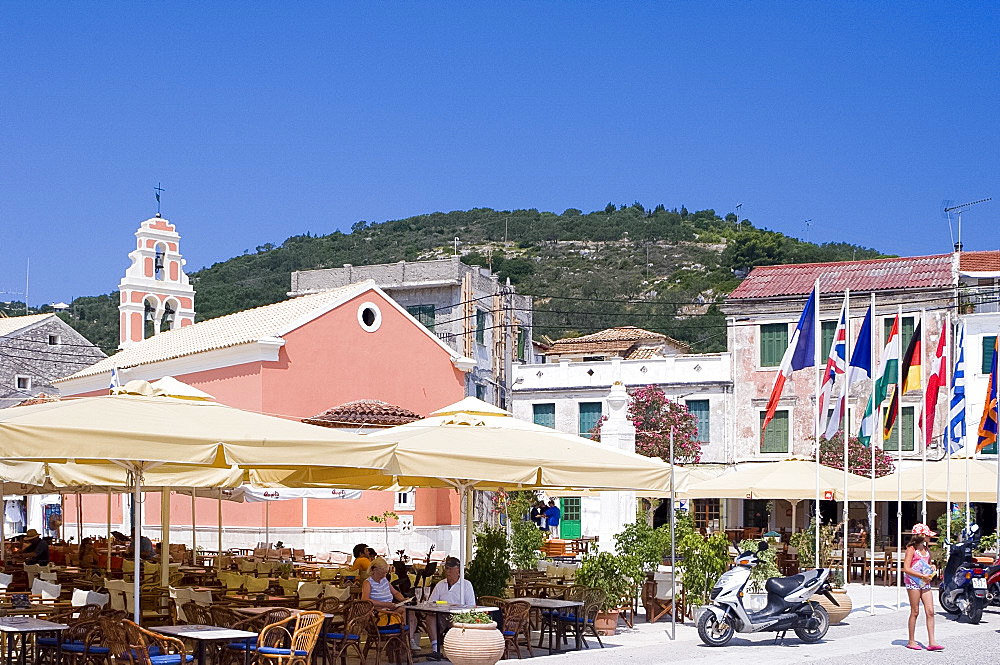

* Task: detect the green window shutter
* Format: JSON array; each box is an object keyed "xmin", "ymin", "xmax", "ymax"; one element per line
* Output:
[
  {"xmin": 883, "ymin": 316, "xmax": 915, "ymax": 349},
  {"xmin": 883, "ymin": 406, "xmax": 915, "ymax": 451},
  {"xmin": 760, "ymin": 410, "xmax": 789, "ymax": 453},
  {"xmin": 533, "ymin": 403, "xmax": 555, "ymax": 429},
  {"xmin": 517, "ymin": 329, "xmax": 525, "ymax": 361},
  {"xmin": 579, "ymin": 402, "xmax": 603, "ymax": 439},
  {"xmin": 760, "ymin": 323, "xmax": 788, "ymax": 367},
  {"xmin": 476, "ymin": 310, "xmax": 486, "ymax": 344},
  {"xmin": 686, "ymin": 400, "xmax": 710, "ymax": 443},
  {"xmin": 983, "ymin": 335, "xmax": 997, "ymax": 374},
  {"xmin": 821, "ymin": 320, "xmax": 837, "ymax": 360},
  {"xmin": 406, "ymin": 304, "xmax": 435, "ymax": 332}
]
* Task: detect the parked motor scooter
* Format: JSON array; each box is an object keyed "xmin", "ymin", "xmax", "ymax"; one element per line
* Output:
[
  {"xmin": 939, "ymin": 524, "xmax": 987, "ymax": 624},
  {"xmin": 985, "ymin": 556, "xmax": 1000, "ymax": 607},
  {"xmin": 697, "ymin": 541, "xmax": 837, "ymax": 647}
]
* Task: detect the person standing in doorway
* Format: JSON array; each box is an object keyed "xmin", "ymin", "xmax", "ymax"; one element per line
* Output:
[
  {"xmin": 903, "ymin": 523, "xmax": 942, "ymax": 651},
  {"xmin": 545, "ymin": 499, "xmax": 561, "ymax": 539}
]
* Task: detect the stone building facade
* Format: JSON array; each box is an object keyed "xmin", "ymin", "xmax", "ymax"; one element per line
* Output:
[
  {"xmin": 290, "ymin": 257, "xmax": 533, "ymax": 407},
  {"xmin": 0, "ymin": 313, "xmax": 105, "ymax": 408}
]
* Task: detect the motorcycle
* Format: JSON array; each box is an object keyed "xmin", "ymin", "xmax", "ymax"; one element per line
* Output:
[
  {"xmin": 985, "ymin": 556, "xmax": 1000, "ymax": 607},
  {"xmin": 697, "ymin": 541, "xmax": 837, "ymax": 647},
  {"xmin": 939, "ymin": 524, "xmax": 987, "ymax": 624}
]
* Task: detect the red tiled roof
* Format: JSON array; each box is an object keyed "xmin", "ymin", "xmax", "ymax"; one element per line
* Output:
[
  {"xmin": 302, "ymin": 399, "xmax": 421, "ymax": 428},
  {"xmin": 545, "ymin": 326, "xmax": 690, "ymax": 356},
  {"xmin": 14, "ymin": 393, "xmax": 60, "ymax": 407},
  {"xmin": 727, "ymin": 254, "xmax": 955, "ymax": 299},
  {"xmin": 959, "ymin": 251, "xmax": 1000, "ymax": 273},
  {"xmin": 549, "ymin": 326, "xmax": 665, "ymax": 349}
]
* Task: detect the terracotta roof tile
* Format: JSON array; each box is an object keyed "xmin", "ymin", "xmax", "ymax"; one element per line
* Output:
[
  {"xmin": 549, "ymin": 326, "xmax": 665, "ymax": 349},
  {"xmin": 545, "ymin": 326, "xmax": 690, "ymax": 356},
  {"xmin": 303, "ymin": 399, "xmax": 421, "ymax": 428},
  {"xmin": 727, "ymin": 254, "xmax": 955, "ymax": 299},
  {"xmin": 13, "ymin": 392, "xmax": 60, "ymax": 407},
  {"xmin": 625, "ymin": 346, "xmax": 664, "ymax": 360},
  {"xmin": 959, "ymin": 251, "xmax": 1000, "ymax": 273}
]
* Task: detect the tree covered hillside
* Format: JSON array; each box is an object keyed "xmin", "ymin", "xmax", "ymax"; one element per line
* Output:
[{"xmin": 58, "ymin": 203, "xmax": 883, "ymax": 355}]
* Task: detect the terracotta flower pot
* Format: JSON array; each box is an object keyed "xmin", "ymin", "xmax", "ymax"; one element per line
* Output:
[
  {"xmin": 442, "ymin": 621, "xmax": 505, "ymax": 665},
  {"xmin": 815, "ymin": 588, "xmax": 852, "ymax": 624},
  {"xmin": 594, "ymin": 609, "xmax": 620, "ymax": 636}
]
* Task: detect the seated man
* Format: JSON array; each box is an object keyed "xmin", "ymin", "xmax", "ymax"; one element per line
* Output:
[
  {"xmin": 126, "ymin": 530, "xmax": 155, "ymax": 561},
  {"xmin": 22, "ymin": 529, "xmax": 50, "ymax": 565},
  {"xmin": 409, "ymin": 557, "xmax": 476, "ymax": 656}
]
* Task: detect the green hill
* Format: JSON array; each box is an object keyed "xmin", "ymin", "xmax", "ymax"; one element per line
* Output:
[{"xmin": 54, "ymin": 203, "xmax": 883, "ymax": 355}]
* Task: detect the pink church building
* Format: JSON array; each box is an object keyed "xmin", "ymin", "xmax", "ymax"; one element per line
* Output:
[{"xmin": 54, "ymin": 216, "xmax": 476, "ymax": 555}]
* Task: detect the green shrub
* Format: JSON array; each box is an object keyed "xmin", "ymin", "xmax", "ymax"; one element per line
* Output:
[
  {"xmin": 466, "ymin": 525, "xmax": 511, "ymax": 598},
  {"xmin": 575, "ymin": 552, "xmax": 644, "ymax": 612}
]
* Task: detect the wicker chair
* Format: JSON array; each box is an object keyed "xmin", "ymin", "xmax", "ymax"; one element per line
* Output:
[
  {"xmin": 179, "ymin": 601, "xmax": 214, "ymax": 625},
  {"xmin": 254, "ymin": 611, "xmax": 325, "ymax": 665},
  {"xmin": 324, "ymin": 600, "xmax": 374, "ymax": 665},
  {"xmin": 118, "ymin": 619, "xmax": 191, "ymax": 665},
  {"xmin": 221, "ymin": 608, "xmax": 293, "ymax": 665},
  {"xmin": 36, "ymin": 605, "xmax": 105, "ymax": 665},
  {"xmin": 554, "ymin": 587, "xmax": 605, "ymax": 649},
  {"xmin": 362, "ymin": 607, "xmax": 412, "ymax": 665},
  {"xmin": 500, "ymin": 599, "xmax": 533, "ymax": 659}
]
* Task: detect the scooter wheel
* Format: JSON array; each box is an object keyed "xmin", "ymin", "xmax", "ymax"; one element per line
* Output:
[
  {"xmin": 939, "ymin": 587, "xmax": 960, "ymax": 615},
  {"xmin": 794, "ymin": 602, "xmax": 830, "ymax": 643},
  {"xmin": 697, "ymin": 609, "xmax": 734, "ymax": 647},
  {"xmin": 967, "ymin": 597, "xmax": 984, "ymax": 624}
]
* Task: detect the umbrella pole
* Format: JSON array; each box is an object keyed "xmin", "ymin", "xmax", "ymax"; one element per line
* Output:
[
  {"xmin": 133, "ymin": 468, "xmax": 142, "ymax": 624},
  {"xmin": 1, "ymin": 482, "xmax": 5, "ymax": 563},
  {"xmin": 77, "ymin": 493, "xmax": 83, "ymax": 543},
  {"xmin": 160, "ymin": 488, "xmax": 171, "ymax": 589},
  {"xmin": 669, "ymin": 427, "xmax": 675, "ymax": 641},
  {"xmin": 265, "ymin": 501, "xmax": 270, "ymax": 548},
  {"xmin": 191, "ymin": 489, "xmax": 197, "ymax": 566},
  {"xmin": 465, "ymin": 490, "xmax": 474, "ymax": 563},
  {"xmin": 217, "ymin": 491, "xmax": 223, "ymax": 572},
  {"xmin": 106, "ymin": 490, "xmax": 112, "ymax": 575}
]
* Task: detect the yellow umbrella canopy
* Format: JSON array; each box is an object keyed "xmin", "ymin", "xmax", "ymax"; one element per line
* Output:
[
  {"xmin": 851, "ymin": 458, "xmax": 1000, "ymax": 502},
  {"xmin": 252, "ymin": 397, "xmax": 674, "ymax": 493},
  {"xmin": 681, "ymin": 459, "xmax": 868, "ymax": 500},
  {"xmin": 0, "ymin": 389, "xmax": 394, "ymax": 470}
]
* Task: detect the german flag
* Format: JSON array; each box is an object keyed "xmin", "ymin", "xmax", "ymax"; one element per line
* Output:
[{"xmin": 884, "ymin": 321, "xmax": 922, "ymax": 440}]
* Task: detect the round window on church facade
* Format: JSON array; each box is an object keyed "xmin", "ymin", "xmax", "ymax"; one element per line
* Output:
[{"xmin": 357, "ymin": 302, "xmax": 382, "ymax": 332}]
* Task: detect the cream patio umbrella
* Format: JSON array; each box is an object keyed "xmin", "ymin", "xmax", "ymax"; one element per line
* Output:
[
  {"xmin": 0, "ymin": 381, "xmax": 396, "ymax": 622},
  {"xmin": 251, "ymin": 396, "xmax": 677, "ymax": 604},
  {"xmin": 680, "ymin": 459, "xmax": 868, "ymax": 501},
  {"xmin": 850, "ymin": 457, "xmax": 1000, "ymax": 503}
]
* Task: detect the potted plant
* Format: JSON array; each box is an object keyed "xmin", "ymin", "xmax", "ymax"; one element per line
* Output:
[
  {"xmin": 813, "ymin": 568, "xmax": 852, "ymax": 624},
  {"xmin": 575, "ymin": 551, "xmax": 643, "ymax": 635},
  {"xmin": 678, "ymin": 531, "xmax": 730, "ymax": 620},
  {"xmin": 789, "ymin": 518, "xmax": 836, "ymax": 570},
  {"xmin": 736, "ymin": 539, "xmax": 779, "ymax": 610},
  {"xmin": 442, "ymin": 610, "xmax": 505, "ymax": 665}
]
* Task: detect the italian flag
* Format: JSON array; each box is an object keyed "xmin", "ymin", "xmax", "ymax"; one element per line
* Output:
[{"xmin": 859, "ymin": 314, "xmax": 899, "ymax": 447}]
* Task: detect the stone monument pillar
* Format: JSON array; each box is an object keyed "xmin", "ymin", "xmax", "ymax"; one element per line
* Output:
[{"xmin": 597, "ymin": 359, "xmax": 637, "ymax": 551}]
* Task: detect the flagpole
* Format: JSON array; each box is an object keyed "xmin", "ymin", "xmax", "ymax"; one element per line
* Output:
[
  {"xmin": 921, "ymin": 308, "xmax": 927, "ymax": 523},
  {"xmin": 814, "ymin": 278, "xmax": 822, "ymax": 570},
  {"xmin": 870, "ymin": 292, "xmax": 877, "ymax": 614},
  {"xmin": 896, "ymin": 305, "xmax": 903, "ymax": 611},
  {"xmin": 842, "ymin": 290, "xmax": 851, "ymax": 584},
  {"xmin": 946, "ymin": 312, "xmax": 952, "ymax": 541}
]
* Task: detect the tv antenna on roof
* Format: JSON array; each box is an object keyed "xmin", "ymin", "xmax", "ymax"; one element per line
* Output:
[{"xmin": 943, "ymin": 198, "xmax": 991, "ymax": 251}]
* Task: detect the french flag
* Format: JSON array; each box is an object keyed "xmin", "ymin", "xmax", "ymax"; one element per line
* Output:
[{"xmin": 762, "ymin": 286, "xmax": 818, "ymax": 438}]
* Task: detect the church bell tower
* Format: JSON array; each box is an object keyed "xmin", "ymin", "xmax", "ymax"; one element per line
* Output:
[{"xmin": 118, "ymin": 215, "xmax": 196, "ymax": 349}]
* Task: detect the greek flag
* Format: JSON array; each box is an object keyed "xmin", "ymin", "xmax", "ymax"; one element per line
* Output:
[
  {"xmin": 948, "ymin": 323, "xmax": 966, "ymax": 454},
  {"xmin": 109, "ymin": 367, "xmax": 122, "ymax": 392}
]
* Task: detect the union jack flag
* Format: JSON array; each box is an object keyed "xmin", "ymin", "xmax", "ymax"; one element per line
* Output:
[{"xmin": 819, "ymin": 301, "xmax": 848, "ymax": 438}]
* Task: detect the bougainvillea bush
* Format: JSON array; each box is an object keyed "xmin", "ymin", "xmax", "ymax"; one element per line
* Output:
[
  {"xmin": 592, "ymin": 384, "xmax": 701, "ymax": 463},
  {"xmin": 817, "ymin": 433, "xmax": 894, "ymax": 478}
]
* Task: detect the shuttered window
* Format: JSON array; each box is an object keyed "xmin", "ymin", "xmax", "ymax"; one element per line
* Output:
[
  {"xmin": 533, "ymin": 403, "xmax": 556, "ymax": 429},
  {"xmin": 760, "ymin": 323, "xmax": 788, "ymax": 367},
  {"xmin": 883, "ymin": 316, "xmax": 915, "ymax": 349},
  {"xmin": 579, "ymin": 402, "xmax": 603, "ymax": 439},
  {"xmin": 686, "ymin": 400, "xmax": 710, "ymax": 443},
  {"xmin": 476, "ymin": 310, "xmax": 486, "ymax": 344},
  {"xmin": 983, "ymin": 335, "xmax": 997, "ymax": 374},
  {"xmin": 821, "ymin": 320, "xmax": 838, "ymax": 360},
  {"xmin": 760, "ymin": 410, "xmax": 789, "ymax": 453},
  {"xmin": 883, "ymin": 406, "xmax": 915, "ymax": 451}
]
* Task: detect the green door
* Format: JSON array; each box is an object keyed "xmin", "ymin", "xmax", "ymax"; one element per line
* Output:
[{"xmin": 560, "ymin": 497, "xmax": 582, "ymax": 540}]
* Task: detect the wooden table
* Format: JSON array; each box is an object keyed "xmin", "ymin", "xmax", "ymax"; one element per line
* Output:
[
  {"xmin": 0, "ymin": 603, "xmax": 72, "ymax": 618},
  {"xmin": 150, "ymin": 624, "xmax": 257, "ymax": 665},
  {"xmin": 518, "ymin": 597, "xmax": 585, "ymax": 654},
  {"xmin": 0, "ymin": 617, "xmax": 68, "ymax": 665},
  {"xmin": 226, "ymin": 594, "xmax": 297, "ymax": 608}
]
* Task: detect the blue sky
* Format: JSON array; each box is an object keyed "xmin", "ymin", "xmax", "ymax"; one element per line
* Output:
[{"xmin": 2, "ymin": 3, "xmax": 998, "ymax": 306}]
